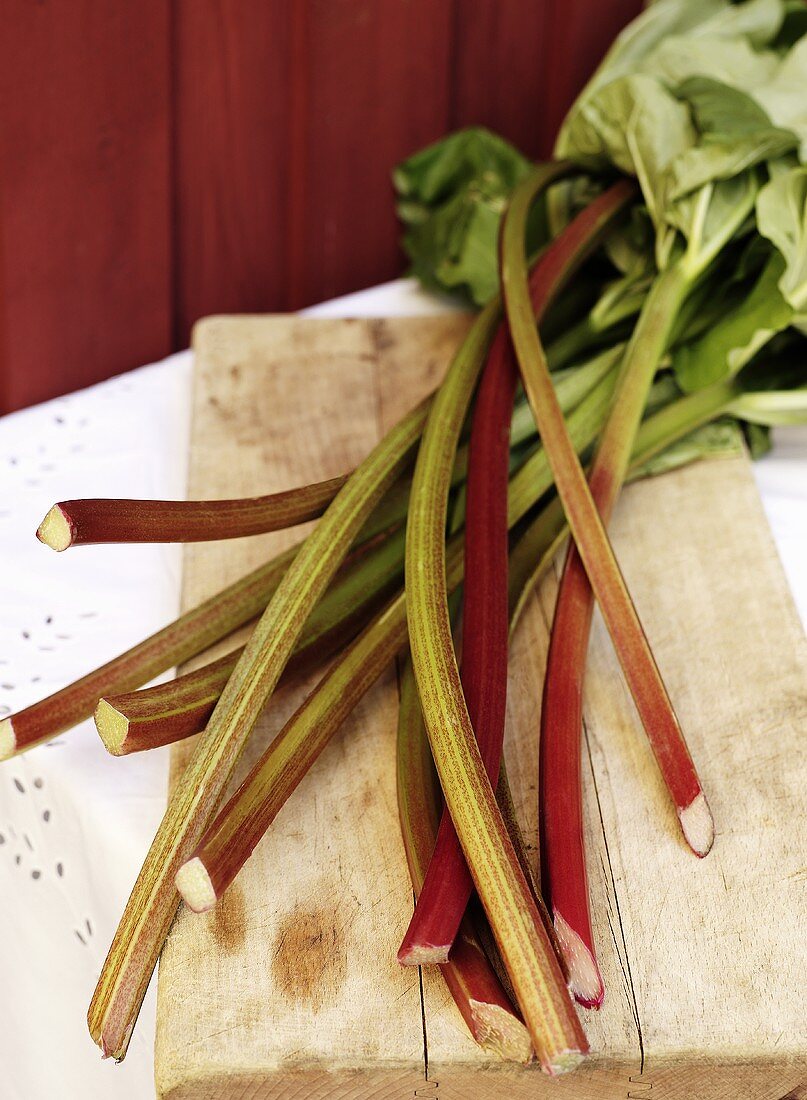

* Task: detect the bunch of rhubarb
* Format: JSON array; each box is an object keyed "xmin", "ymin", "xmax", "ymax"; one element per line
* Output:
[{"xmin": 4, "ymin": 0, "xmax": 807, "ymax": 1076}]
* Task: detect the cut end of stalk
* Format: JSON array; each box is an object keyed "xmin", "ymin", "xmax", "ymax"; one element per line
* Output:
[
  {"xmin": 175, "ymin": 856, "xmax": 217, "ymax": 913},
  {"xmin": 94, "ymin": 699, "xmax": 130, "ymax": 757},
  {"xmin": 553, "ymin": 910, "xmax": 605, "ymax": 1009},
  {"xmin": 545, "ymin": 1047, "xmax": 588, "ymax": 1077},
  {"xmin": 89, "ymin": 1009, "xmax": 135, "ymax": 1062},
  {"xmin": 678, "ymin": 791, "xmax": 714, "ymax": 858},
  {"xmin": 397, "ymin": 941, "xmax": 451, "ymax": 967},
  {"xmin": 36, "ymin": 505, "xmax": 74, "ymax": 551},
  {"xmin": 0, "ymin": 717, "xmax": 16, "ymax": 761},
  {"xmin": 469, "ymin": 1000, "xmax": 534, "ymax": 1064}
]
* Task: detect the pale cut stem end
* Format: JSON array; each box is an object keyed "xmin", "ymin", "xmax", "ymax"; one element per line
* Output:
[
  {"xmin": 678, "ymin": 791, "xmax": 714, "ymax": 858},
  {"xmin": 94, "ymin": 699, "xmax": 131, "ymax": 757},
  {"xmin": 546, "ymin": 1048, "xmax": 587, "ymax": 1077},
  {"xmin": 469, "ymin": 1000, "xmax": 534, "ymax": 1063},
  {"xmin": 0, "ymin": 717, "xmax": 17, "ymax": 761},
  {"xmin": 36, "ymin": 505, "xmax": 74, "ymax": 551},
  {"xmin": 397, "ymin": 942, "xmax": 450, "ymax": 967},
  {"xmin": 553, "ymin": 910, "xmax": 605, "ymax": 1009},
  {"xmin": 175, "ymin": 856, "xmax": 217, "ymax": 913}
]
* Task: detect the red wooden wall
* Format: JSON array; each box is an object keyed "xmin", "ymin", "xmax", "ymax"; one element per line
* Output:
[{"xmin": 0, "ymin": 0, "xmax": 641, "ymax": 412}]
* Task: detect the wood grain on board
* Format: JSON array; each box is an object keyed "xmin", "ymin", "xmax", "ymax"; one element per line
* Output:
[{"xmin": 155, "ymin": 315, "xmax": 806, "ymax": 1100}]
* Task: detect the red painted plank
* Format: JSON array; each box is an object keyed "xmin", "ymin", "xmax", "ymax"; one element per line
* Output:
[
  {"xmin": 0, "ymin": 1, "xmax": 172, "ymax": 412},
  {"xmin": 449, "ymin": 0, "xmax": 552, "ymax": 159},
  {"xmin": 172, "ymin": 1, "xmax": 294, "ymax": 344},
  {"xmin": 0, "ymin": 1, "xmax": 644, "ymax": 409},
  {"xmin": 541, "ymin": 0, "xmax": 642, "ymax": 154},
  {"xmin": 284, "ymin": 0, "xmax": 454, "ymax": 308}
]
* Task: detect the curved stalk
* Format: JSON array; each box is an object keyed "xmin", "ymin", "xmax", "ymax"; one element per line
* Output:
[
  {"xmin": 540, "ymin": 262, "xmax": 698, "ymax": 1008},
  {"xmin": 397, "ymin": 654, "xmax": 533, "ymax": 1063},
  {"xmin": 400, "ymin": 180, "xmax": 635, "ymax": 968},
  {"xmin": 502, "ymin": 170, "xmax": 712, "ymax": 871},
  {"xmin": 405, "ymin": 159, "xmax": 588, "ymax": 1076}
]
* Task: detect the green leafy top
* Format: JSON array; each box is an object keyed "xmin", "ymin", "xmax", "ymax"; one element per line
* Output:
[
  {"xmin": 394, "ymin": 128, "xmax": 532, "ymax": 305},
  {"xmin": 756, "ymin": 163, "xmax": 807, "ymax": 317},
  {"xmin": 553, "ymin": 0, "xmax": 807, "ymax": 274}
]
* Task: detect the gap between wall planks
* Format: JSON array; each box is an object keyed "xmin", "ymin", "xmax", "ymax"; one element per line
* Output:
[
  {"xmin": 0, "ymin": 0, "xmax": 642, "ymax": 412},
  {"xmin": 155, "ymin": 314, "xmax": 806, "ymax": 1100}
]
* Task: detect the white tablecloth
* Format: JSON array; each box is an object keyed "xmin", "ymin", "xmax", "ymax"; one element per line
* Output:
[{"xmin": 1, "ymin": 279, "xmax": 805, "ymax": 1100}]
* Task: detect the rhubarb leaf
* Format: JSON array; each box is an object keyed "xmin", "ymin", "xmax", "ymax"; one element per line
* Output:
[
  {"xmin": 753, "ymin": 35, "xmax": 807, "ymax": 159},
  {"xmin": 673, "ymin": 251, "xmax": 793, "ymax": 392},
  {"xmin": 571, "ymin": 0, "xmax": 785, "ymax": 105},
  {"xmin": 756, "ymin": 164, "xmax": 807, "ymax": 319},
  {"xmin": 668, "ymin": 78, "xmax": 797, "ymax": 198},
  {"xmin": 394, "ymin": 128, "xmax": 532, "ymax": 304}
]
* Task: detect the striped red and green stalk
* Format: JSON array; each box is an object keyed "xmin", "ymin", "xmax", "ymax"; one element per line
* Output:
[
  {"xmin": 399, "ymin": 322, "xmax": 515, "ymax": 965},
  {"xmin": 537, "ymin": 178, "xmax": 757, "ymax": 1005},
  {"xmin": 174, "ymin": 585, "xmax": 417, "ymax": 912},
  {"xmin": 405, "ymin": 160, "xmax": 589, "ymax": 1076},
  {"xmin": 87, "ymin": 397, "xmax": 432, "ymax": 1062},
  {"xmin": 399, "ymin": 178, "xmax": 635, "ymax": 967},
  {"xmin": 95, "ymin": 525, "xmax": 407, "ymax": 754},
  {"xmin": 541, "ymin": 264, "xmax": 700, "ymax": 1009},
  {"xmin": 501, "ymin": 170, "xmax": 713, "ymax": 875}
]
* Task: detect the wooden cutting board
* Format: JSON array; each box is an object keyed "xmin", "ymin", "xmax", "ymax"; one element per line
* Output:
[{"xmin": 154, "ymin": 315, "xmax": 807, "ymax": 1100}]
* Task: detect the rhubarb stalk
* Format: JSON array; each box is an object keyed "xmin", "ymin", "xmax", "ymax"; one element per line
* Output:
[
  {"xmin": 96, "ymin": 526, "xmax": 407, "ymax": 754},
  {"xmin": 405, "ymin": 160, "xmax": 587, "ymax": 1075},
  {"xmin": 36, "ymin": 476, "xmax": 347, "ymax": 549},
  {"xmin": 501, "ymin": 169, "xmax": 713, "ymax": 865},
  {"xmin": 87, "ymin": 397, "xmax": 434, "ymax": 1061},
  {"xmin": 399, "ymin": 179, "xmax": 634, "ymax": 967},
  {"xmin": 541, "ymin": 266, "xmax": 703, "ymax": 1007},
  {"xmin": 396, "ymin": 655, "xmax": 532, "ymax": 1063},
  {"xmin": 539, "ymin": 180, "xmax": 759, "ymax": 1002}
]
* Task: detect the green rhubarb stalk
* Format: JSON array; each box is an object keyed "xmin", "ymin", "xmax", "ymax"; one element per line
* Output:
[
  {"xmin": 87, "ymin": 397, "xmax": 435, "ymax": 1061},
  {"xmin": 96, "ymin": 526, "xmax": 407, "ymax": 755},
  {"xmin": 405, "ymin": 160, "xmax": 590, "ymax": 1076}
]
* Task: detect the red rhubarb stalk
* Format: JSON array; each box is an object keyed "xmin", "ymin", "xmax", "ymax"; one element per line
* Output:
[
  {"xmin": 36, "ymin": 477, "xmax": 346, "ymax": 549},
  {"xmin": 399, "ymin": 179, "xmax": 636, "ymax": 967},
  {"xmin": 541, "ymin": 274, "xmax": 722, "ymax": 1005},
  {"xmin": 501, "ymin": 172, "xmax": 713, "ymax": 892}
]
